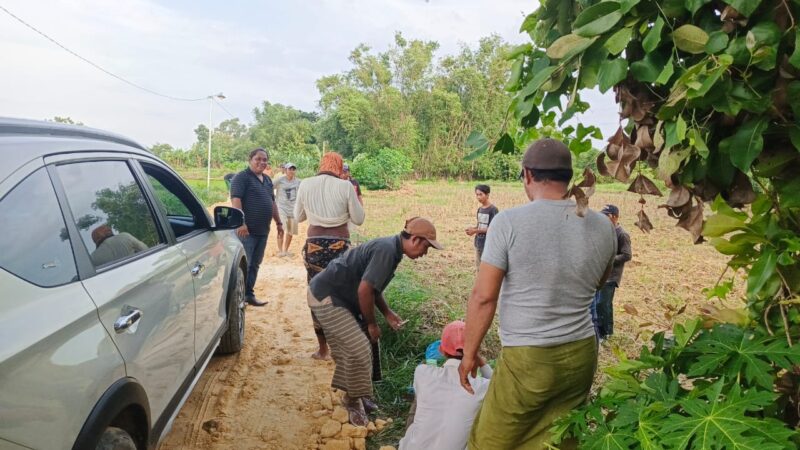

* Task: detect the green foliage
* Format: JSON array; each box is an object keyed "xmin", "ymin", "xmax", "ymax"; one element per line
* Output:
[
  {"xmin": 502, "ymin": 0, "xmax": 800, "ymax": 445},
  {"xmin": 350, "ymin": 148, "xmax": 413, "ymax": 190},
  {"xmin": 552, "ymin": 322, "xmax": 800, "ymax": 448}
]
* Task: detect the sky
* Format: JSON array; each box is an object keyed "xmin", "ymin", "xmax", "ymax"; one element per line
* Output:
[{"xmin": 0, "ymin": 0, "xmax": 618, "ymax": 149}]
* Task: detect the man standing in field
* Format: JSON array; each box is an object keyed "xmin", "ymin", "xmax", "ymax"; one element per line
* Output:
[
  {"xmin": 230, "ymin": 148, "xmax": 284, "ymax": 307},
  {"xmin": 342, "ymin": 163, "xmax": 363, "ymax": 205},
  {"xmin": 458, "ymin": 139, "xmax": 616, "ymax": 449},
  {"xmin": 465, "ymin": 184, "xmax": 499, "ymax": 270},
  {"xmin": 274, "ymin": 162, "xmax": 301, "ymax": 257},
  {"xmin": 592, "ymin": 204, "xmax": 632, "ymax": 341},
  {"xmin": 307, "ymin": 217, "xmax": 443, "ymax": 425}
]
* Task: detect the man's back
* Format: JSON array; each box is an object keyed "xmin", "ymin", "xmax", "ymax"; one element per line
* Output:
[
  {"xmin": 400, "ymin": 360, "xmax": 492, "ymax": 450},
  {"xmin": 482, "ymin": 199, "xmax": 616, "ymax": 347}
]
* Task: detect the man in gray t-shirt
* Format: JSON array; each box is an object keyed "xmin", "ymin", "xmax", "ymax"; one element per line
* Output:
[
  {"xmin": 274, "ymin": 163, "xmax": 301, "ymax": 256},
  {"xmin": 458, "ymin": 139, "xmax": 616, "ymax": 449}
]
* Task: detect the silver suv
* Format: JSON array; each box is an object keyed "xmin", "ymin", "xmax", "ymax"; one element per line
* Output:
[{"xmin": 0, "ymin": 118, "xmax": 248, "ymax": 450}]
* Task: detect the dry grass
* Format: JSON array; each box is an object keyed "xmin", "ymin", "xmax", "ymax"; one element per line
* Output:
[{"xmin": 356, "ymin": 180, "xmax": 745, "ymax": 363}]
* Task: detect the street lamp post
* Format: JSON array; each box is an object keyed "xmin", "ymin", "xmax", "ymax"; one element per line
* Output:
[{"xmin": 207, "ymin": 92, "xmax": 226, "ymax": 191}]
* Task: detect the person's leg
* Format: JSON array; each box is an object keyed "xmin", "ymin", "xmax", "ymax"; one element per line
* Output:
[
  {"xmin": 284, "ymin": 233, "xmax": 294, "ymax": 255},
  {"xmin": 310, "ymin": 297, "xmax": 373, "ymax": 426},
  {"xmin": 245, "ymin": 235, "xmax": 268, "ymax": 305},
  {"xmin": 239, "ymin": 235, "xmax": 258, "ymax": 298},
  {"xmin": 468, "ymin": 338, "xmax": 597, "ymax": 449},
  {"xmin": 591, "ymin": 290, "xmax": 602, "ymax": 339},
  {"xmin": 304, "ymin": 238, "xmax": 329, "ymax": 358}
]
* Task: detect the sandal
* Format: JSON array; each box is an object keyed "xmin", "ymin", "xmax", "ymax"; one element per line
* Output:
[
  {"xmin": 361, "ymin": 397, "xmax": 379, "ymax": 414},
  {"xmin": 345, "ymin": 396, "xmax": 369, "ymax": 426}
]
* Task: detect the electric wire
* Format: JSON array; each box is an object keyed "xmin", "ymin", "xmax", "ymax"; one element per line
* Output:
[{"xmin": 0, "ymin": 4, "xmax": 210, "ymax": 102}]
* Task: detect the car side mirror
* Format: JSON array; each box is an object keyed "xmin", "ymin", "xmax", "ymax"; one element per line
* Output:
[{"xmin": 213, "ymin": 206, "xmax": 244, "ymax": 230}]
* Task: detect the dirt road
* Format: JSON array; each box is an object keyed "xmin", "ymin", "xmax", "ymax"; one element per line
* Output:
[{"xmin": 158, "ymin": 244, "xmax": 395, "ymax": 450}]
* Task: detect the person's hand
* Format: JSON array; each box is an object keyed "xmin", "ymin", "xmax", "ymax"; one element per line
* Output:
[
  {"xmin": 458, "ymin": 354, "xmax": 478, "ymax": 395},
  {"xmin": 236, "ymin": 224, "xmax": 249, "ymax": 238},
  {"xmin": 276, "ymin": 222, "xmax": 284, "ymax": 236},
  {"xmin": 367, "ymin": 323, "xmax": 381, "ymax": 342},
  {"xmin": 465, "ymin": 227, "xmax": 477, "ymax": 236},
  {"xmin": 385, "ymin": 310, "xmax": 404, "ymax": 331}
]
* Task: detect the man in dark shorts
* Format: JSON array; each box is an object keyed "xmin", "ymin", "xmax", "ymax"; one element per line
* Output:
[
  {"xmin": 307, "ymin": 217, "xmax": 443, "ymax": 426},
  {"xmin": 230, "ymin": 148, "xmax": 284, "ymax": 306},
  {"xmin": 465, "ymin": 184, "xmax": 499, "ymax": 270},
  {"xmin": 592, "ymin": 204, "xmax": 632, "ymax": 341}
]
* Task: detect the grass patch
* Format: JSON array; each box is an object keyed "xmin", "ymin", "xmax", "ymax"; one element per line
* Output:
[{"xmin": 183, "ymin": 178, "xmax": 229, "ymax": 205}]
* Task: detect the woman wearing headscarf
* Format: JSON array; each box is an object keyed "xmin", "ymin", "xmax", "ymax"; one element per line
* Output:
[{"xmin": 295, "ymin": 152, "xmax": 365, "ymax": 360}]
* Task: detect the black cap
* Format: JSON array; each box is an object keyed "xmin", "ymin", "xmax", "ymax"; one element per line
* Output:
[{"xmin": 600, "ymin": 204, "xmax": 620, "ymax": 216}]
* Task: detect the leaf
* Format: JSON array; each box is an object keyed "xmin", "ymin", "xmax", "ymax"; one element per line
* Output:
[
  {"xmin": 521, "ymin": 104, "xmax": 540, "ymax": 128},
  {"xmin": 598, "ymin": 59, "xmax": 628, "ymax": 93},
  {"xmin": 493, "ymin": 133, "xmax": 516, "ymax": 155},
  {"xmin": 720, "ymin": 0, "xmax": 764, "ymax": 17},
  {"xmin": 789, "ymin": 32, "xmax": 800, "ymax": 69},
  {"xmin": 628, "ymin": 174, "xmax": 663, "ymax": 196},
  {"xmin": 677, "ymin": 200, "xmax": 704, "ymax": 243},
  {"xmin": 703, "ymin": 202, "xmax": 747, "ymax": 238},
  {"xmin": 573, "ymin": 2, "xmax": 623, "ymax": 37},
  {"xmin": 464, "ymin": 131, "xmax": 489, "ymax": 160},
  {"xmin": 505, "ymin": 43, "xmax": 532, "ymax": 60},
  {"xmin": 631, "ymin": 52, "xmax": 669, "ymax": 83},
  {"xmin": 642, "ymin": 16, "xmax": 664, "ymax": 52},
  {"xmin": 721, "ymin": 118, "xmax": 768, "ymax": 172},
  {"xmin": 747, "ymin": 247, "xmax": 778, "ymax": 298},
  {"xmin": 655, "ymin": 55, "xmax": 675, "ymax": 85},
  {"xmin": 605, "ymin": 27, "xmax": 633, "ymax": 55},
  {"xmin": 686, "ymin": 0, "xmax": 712, "ymax": 15},
  {"xmin": 705, "ymin": 31, "xmax": 730, "ymax": 54},
  {"xmin": 658, "ymin": 147, "xmax": 690, "ymax": 180},
  {"xmin": 519, "ymin": 66, "xmax": 557, "ymax": 97},
  {"xmin": 672, "ymin": 24, "xmax": 709, "ymax": 54},
  {"xmin": 504, "ymin": 59, "xmax": 523, "ymax": 91},
  {"xmin": 569, "ymin": 186, "xmax": 589, "ymax": 217},
  {"xmin": 635, "ymin": 209, "xmax": 654, "ymax": 233},
  {"xmin": 547, "ymin": 34, "xmax": 596, "ymax": 59},
  {"xmin": 664, "ymin": 186, "xmax": 691, "ymax": 207}
]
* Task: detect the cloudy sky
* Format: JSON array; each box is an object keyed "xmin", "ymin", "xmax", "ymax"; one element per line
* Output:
[{"xmin": 0, "ymin": 0, "xmax": 617, "ymax": 148}]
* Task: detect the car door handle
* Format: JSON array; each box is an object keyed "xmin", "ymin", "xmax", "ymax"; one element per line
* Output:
[
  {"xmin": 114, "ymin": 308, "xmax": 143, "ymax": 334},
  {"xmin": 191, "ymin": 262, "xmax": 205, "ymax": 276}
]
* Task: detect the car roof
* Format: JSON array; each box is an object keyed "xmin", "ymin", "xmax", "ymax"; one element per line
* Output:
[{"xmin": 0, "ymin": 117, "xmax": 152, "ymax": 181}]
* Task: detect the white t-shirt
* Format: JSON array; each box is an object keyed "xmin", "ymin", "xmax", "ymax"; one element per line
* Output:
[{"xmin": 399, "ymin": 359, "xmax": 493, "ymax": 450}]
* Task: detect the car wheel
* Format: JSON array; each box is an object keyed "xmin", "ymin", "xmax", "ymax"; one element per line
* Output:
[
  {"xmin": 96, "ymin": 426, "xmax": 137, "ymax": 450},
  {"xmin": 218, "ymin": 265, "xmax": 245, "ymax": 354}
]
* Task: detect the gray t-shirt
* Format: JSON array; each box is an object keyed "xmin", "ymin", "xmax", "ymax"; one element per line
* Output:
[
  {"xmin": 481, "ymin": 199, "xmax": 617, "ymax": 347},
  {"xmin": 274, "ymin": 176, "xmax": 301, "ymax": 217}
]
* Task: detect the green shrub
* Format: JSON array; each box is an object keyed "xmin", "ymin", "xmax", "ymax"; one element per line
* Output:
[
  {"xmin": 351, "ymin": 148, "xmax": 413, "ymax": 190},
  {"xmin": 473, "ymin": 151, "xmax": 520, "ymax": 181}
]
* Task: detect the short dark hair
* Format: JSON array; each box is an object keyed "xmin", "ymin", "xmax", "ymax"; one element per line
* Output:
[
  {"xmin": 475, "ymin": 184, "xmax": 490, "ymax": 195},
  {"xmin": 523, "ymin": 167, "xmax": 573, "ymax": 183},
  {"xmin": 249, "ymin": 148, "xmax": 268, "ymax": 160},
  {"xmin": 400, "ymin": 230, "xmax": 412, "ymax": 240}
]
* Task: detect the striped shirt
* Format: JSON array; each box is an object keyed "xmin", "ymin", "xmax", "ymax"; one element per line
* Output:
[{"xmin": 230, "ymin": 168, "xmax": 274, "ymax": 236}]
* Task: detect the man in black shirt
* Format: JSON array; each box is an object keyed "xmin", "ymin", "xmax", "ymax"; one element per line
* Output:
[
  {"xmin": 592, "ymin": 204, "xmax": 632, "ymax": 340},
  {"xmin": 307, "ymin": 217, "xmax": 443, "ymax": 425},
  {"xmin": 230, "ymin": 148, "xmax": 284, "ymax": 306}
]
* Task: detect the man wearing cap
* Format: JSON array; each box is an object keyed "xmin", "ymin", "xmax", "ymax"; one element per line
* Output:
[
  {"xmin": 458, "ymin": 138, "xmax": 617, "ymax": 449},
  {"xmin": 274, "ymin": 162, "xmax": 301, "ymax": 257},
  {"xmin": 307, "ymin": 217, "xmax": 443, "ymax": 426},
  {"xmin": 399, "ymin": 320, "xmax": 493, "ymax": 450},
  {"xmin": 592, "ymin": 204, "xmax": 632, "ymax": 341},
  {"xmin": 342, "ymin": 163, "xmax": 363, "ymax": 205}
]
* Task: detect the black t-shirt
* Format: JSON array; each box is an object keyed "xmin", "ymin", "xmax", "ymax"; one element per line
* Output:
[
  {"xmin": 475, "ymin": 204, "xmax": 499, "ymax": 251},
  {"xmin": 309, "ymin": 235, "xmax": 404, "ymax": 316},
  {"xmin": 229, "ymin": 169, "xmax": 274, "ymax": 236}
]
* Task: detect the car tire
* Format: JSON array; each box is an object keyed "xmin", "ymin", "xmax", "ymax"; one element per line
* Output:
[
  {"xmin": 95, "ymin": 426, "xmax": 137, "ymax": 450},
  {"xmin": 218, "ymin": 265, "xmax": 245, "ymax": 354}
]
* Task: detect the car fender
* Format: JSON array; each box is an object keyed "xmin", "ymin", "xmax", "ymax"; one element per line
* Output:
[{"xmin": 71, "ymin": 377, "xmax": 150, "ymax": 450}]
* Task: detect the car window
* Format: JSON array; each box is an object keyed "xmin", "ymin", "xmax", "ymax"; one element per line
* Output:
[
  {"xmin": 141, "ymin": 163, "xmax": 209, "ymax": 238},
  {"xmin": 57, "ymin": 161, "xmax": 164, "ymax": 268},
  {"xmin": 0, "ymin": 168, "xmax": 78, "ymax": 286}
]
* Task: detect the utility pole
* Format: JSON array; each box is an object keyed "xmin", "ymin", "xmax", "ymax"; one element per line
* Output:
[{"xmin": 207, "ymin": 93, "xmax": 226, "ymax": 191}]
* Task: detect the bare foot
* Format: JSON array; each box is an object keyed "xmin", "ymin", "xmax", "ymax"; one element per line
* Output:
[{"xmin": 311, "ymin": 350, "xmax": 330, "ymax": 360}]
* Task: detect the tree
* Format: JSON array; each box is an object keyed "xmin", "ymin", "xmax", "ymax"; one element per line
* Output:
[{"xmin": 487, "ymin": 0, "xmax": 800, "ymax": 446}]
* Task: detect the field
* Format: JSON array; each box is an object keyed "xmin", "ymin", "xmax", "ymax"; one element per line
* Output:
[{"xmin": 177, "ymin": 175, "xmax": 742, "ymax": 449}]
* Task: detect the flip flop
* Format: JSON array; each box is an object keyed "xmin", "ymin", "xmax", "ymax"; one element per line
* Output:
[{"xmin": 345, "ymin": 398, "xmax": 369, "ymax": 427}]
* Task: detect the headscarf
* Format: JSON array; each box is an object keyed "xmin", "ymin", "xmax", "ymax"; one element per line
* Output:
[{"xmin": 318, "ymin": 152, "xmax": 344, "ymax": 178}]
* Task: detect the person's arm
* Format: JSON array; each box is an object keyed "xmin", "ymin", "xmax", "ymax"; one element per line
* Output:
[
  {"xmin": 294, "ymin": 184, "xmax": 307, "ymax": 223},
  {"xmin": 458, "ymin": 263, "xmax": 504, "ymax": 394},
  {"xmin": 230, "ymin": 197, "xmax": 248, "ymax": 238},
  {"xmin": 272, "ymin": 205, "xmax": 284, "ymax": 235},
  {"xmin": 616, "ymin": 231, "xmax": 632, "ymax": 263},
  {"xmin": 348, "ymin": 185, "xmax": 366, "ymax": 225},
  {"xmin": 376, "ymin": 291, "xmax": 403, "ymax": 330},
  {"xmin": 358, "ymin": 280, "xmax": 380, "ymax": 342}
]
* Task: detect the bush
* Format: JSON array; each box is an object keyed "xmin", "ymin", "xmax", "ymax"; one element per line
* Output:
[
  {"xmin": 473, "ymin": 151, "xmax": 520, "ymax": 181},
  {"xmin": 350, "ymin": 148, "xmax": 413, "ymax": 190}
]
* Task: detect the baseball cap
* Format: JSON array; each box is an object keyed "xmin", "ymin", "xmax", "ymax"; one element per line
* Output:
[
  {"xmin": 284, "ymin": 162, "xmax": 296, "ymax": 169},
  {"xmin": 522, "ymin": 138, "xmax": 572, "ymax": 170},
  {"xmin": 600, "ymin": 204, "xmax": 620, "ymax": 216},
  {"xmin": 439, "ymin": 320, "xmax": 466, "ymax": 357},
  {"xmin": 403, "ymin": 217, "xmax": 444, "ymax": 250},
  {"xmin": 342, "ymin": 163, "xmax": 350, "ymax": 172}
]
